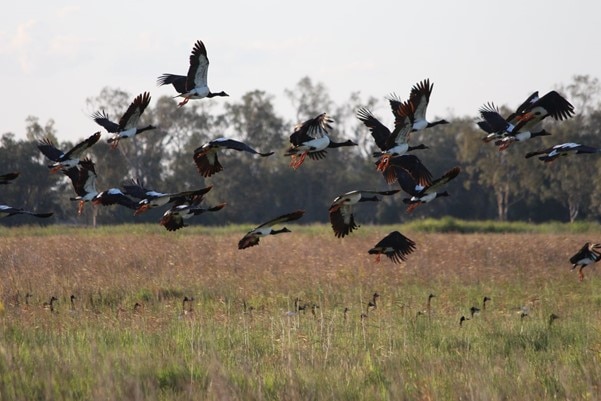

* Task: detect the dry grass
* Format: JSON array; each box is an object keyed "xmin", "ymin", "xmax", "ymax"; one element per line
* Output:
[{"xmin": 1, "ymin": 225, "xmax": 601, "ymax": 400}]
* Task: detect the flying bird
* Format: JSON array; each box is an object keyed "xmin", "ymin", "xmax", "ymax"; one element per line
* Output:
[
  {"xmin": 401, "ymin": 166, "xmax": 461, "ymax": 213},
  {"xmin": 0, "ymin": 205, "xmax": 53, "ymax": 219},
  {"xmin": 368, "ymin": 231, "xmax": 416, "ymax": 263},
  {"xmin": 62, "ymin": 157, "xmax": 98, "ymax": 215},
  {"xmin": 525, "ymin": 142, "xmax": 601, "ymax": 162},
  {"xmin": 406, "ymin": 79, "xmax": 450, "ymax": 131},
  {"xmin": 238, "ymin": 210, "xmax": 305, "ymax": 249},
  {"xmin": 569, "ymin": 242, "xmax": 601, "ymax": 281},
  {"xmin": 328, "ymin": 190, "xmax": 399, "ymax": 238},
  {"xmin": 356, "ymin": 102, "xmax": 428, "ymax": 172},
  {"xmin": 193, "ymin": 138, "xmax": 274, "ymax": 177},
  {"xmin": 92, "ymin": 188, "xmax": 139, "ymax": 210},
  {"xmin": 0, "ymin": 172, "xmax": 19, "ymax": 184},
  {"xmin": 157, "ymin": 39, "xmax": 229, "ymax": 107},
  {"xmin": 37, "ymin": 132, "xmax": 101, "ymax": 173},
  {"xmin": 91, "ymin": 92, "xmax": 155, "ymax": 149},
  {"xmin": 160, "ymin": 194, "xmax": 226, "ymax": 231},
  {"xmin": 478, "ymin": 90, "xmax": 574, "ymax": 150},
  {"xmin": 284, "ymin": 113, "xmax": 357, "ymax": 169},
  {"xmin": 122, "ymin": 179, "xmax": 213, "ymax": 215}
]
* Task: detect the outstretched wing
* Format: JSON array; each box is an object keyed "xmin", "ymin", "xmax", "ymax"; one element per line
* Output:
[
  {"xmin": 289, "ymin": 113, "xmax": 333, "ymax": 146},
  {"xmin": 64, "ymin": 132, "xmax": 101, "ymax": 158},
  {"xmin": 418, "ymin": 166, "xmax": 460, "ymax": 195},
  {"xmin": 255, "ymin": 210, "xmax": 305, "ymax": 230},
  {"xmin": 186, "ymin": 40, "xmax": 209, "ymax": 91},
  {"xmin": 356, "ymin": 107, "xmax": 391, "ymax": 151},
  {"xmin": 157, "ymin": 74, "xmax": 187, "ymax": 94},
  {"xmin": 91, "ymin": 110, "xmax": 120, "ymax": 133},
  {"xmin": 119, "ymin": 92, "xmax": 152, "ymax": 130}
]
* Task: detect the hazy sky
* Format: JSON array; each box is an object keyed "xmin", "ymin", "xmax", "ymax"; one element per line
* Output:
[{"xmin": 2, "ymin": 1, "xmax": 600, "ymax": 143}]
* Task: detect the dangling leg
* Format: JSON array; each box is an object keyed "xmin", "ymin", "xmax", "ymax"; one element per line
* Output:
[{"xmin": 376, "ymin": 155, "xmax": 391, "ymax": 172}]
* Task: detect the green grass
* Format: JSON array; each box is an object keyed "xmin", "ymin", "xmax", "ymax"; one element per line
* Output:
[{"xmin": 1, "ymin": 227, "xmax": 600, "ymax": 400}]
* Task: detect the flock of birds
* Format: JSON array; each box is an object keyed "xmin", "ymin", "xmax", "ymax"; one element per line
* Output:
[{"xmin": 1, "ymin": 39, "xmax": 600, "ymax": 280}]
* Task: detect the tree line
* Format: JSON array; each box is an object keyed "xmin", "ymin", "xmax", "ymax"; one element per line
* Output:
[{"xmin": 1, "ymin": 75, "xmax": 600, "ymax": 227}]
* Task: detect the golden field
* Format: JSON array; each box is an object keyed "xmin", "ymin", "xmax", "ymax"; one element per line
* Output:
[{"xmin": 1, "ymin": 225, "xmax": 600, "ymax": 400}]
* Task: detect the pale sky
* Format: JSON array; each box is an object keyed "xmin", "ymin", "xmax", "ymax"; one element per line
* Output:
[{"xmin": 2, "ymin": 1, "xmax": 600, "ymax": 143}]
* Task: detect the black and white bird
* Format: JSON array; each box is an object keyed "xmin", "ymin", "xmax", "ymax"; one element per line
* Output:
[
  {"xmin": 356, "ymin": 102, "xmax": 428, "ymax": 172},
  {"xmin": 0, "ymin": 204, "xmax": 53, "ymax": 219},
  {"xmin": 284, "ymin": 113, "xmax": 357, "ymax": 169},
  {"xmin": 37, "ymin": 132, "xmax": 101, "ymax": 173},
  {"xmin": 238, "ymin": 210, "xmax": 305, "ymax": 249},
  {"xmin": 92, "ymin": 188, "xmax": 139, "ymax": 210},
  {"xmin": 407, "ymin": 79, "xmax": 450, "ymax": 131},
  {"xmin": 193, "ymin": 138, "xmax": 274, "ymax": 177},
  {"xmin": 328, "ymin": 190, "xmax": 399, "ymax": 238},
  {"xmin": 569, "ymin": 242, "xmax": 601, "ymax": 282},
  {"xmin": 157, "ymin": 40, "xmax": 229, "ymax": 107},
  {"xmin": 122, "ymin": 179, "xmax": 213, "ymax": 215},
  {"xmin": 401, "ymin": 166, "xmax": 461, "ymax": 213},
  {"xmin": 91, "ymin": 92, "xmax": 155, "ymax": 149},
  {"xmin": 62, "ymin": 157, "xmax": 98, "ymax": 215},
  {"xmin": 368, "ymin": 231, "xmax": 416, "ymax": 264},
  {"xmin": 160, "ymin": 194, "xmax": 226, "ymax": 231},
  {"xmin": 0, "ymin": 172, "xmax": 19, "ymax": 184},
  {"xmin": 525, "ymin": 143, "xmax": 601, "ymax": 162},
  {"xmin": 478, "ymin": 91, "xmax": 574, "ymax": 150}
]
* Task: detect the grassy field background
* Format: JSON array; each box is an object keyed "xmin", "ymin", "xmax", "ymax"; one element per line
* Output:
[{"xmin": 1, "ymin": 223, "xmax": 601, "ymax": 400}]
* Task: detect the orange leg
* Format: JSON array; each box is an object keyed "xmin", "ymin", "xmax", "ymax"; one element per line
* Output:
[
  {"xmin": 579, "ymin": 267, "xmax": 584, "ymax": 282},
  {"xmin": 178, "ymin": 97, "xmax": 190, "ymax": 107},
  {"xmin": 290, "ymin": 152, "xmax": 307, "ymax": 170},
  {"xmin": 376, "ymin": 155, "xmax": 390, "ymax": 172},
  {"xmin": 134, "ymin": 204, "xmax": 150, "ymax": 216},
  {"xmin": 77, "ymin": 201, "xmax": 85, "ymax": 215},
  {"xmin": 406, "ymin": 203, "xmax": 419, "ymax": 213},
  {"xmin": 110, "ymin": 138, "xmax": 120, "ymax": 150},
  {"xmin": 375, "ymin": 254, "xmax": 381, "ymax": 263}
]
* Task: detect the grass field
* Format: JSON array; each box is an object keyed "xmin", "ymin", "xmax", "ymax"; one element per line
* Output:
[{"xmin": 1, "ymin": 224, "xmax": 601, "ymax": 400}]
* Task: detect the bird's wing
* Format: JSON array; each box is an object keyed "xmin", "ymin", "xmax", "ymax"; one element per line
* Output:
[
  {"xmin": 167, "ymin": 186, "xmax": 213, "ymax": 204},
  {"xmin": 290, "ymin": 113, "xmax": 333, "ymax": 145},
  {"xmin": 409, "ymin": 79, "xmax": 433, "ymax": 121},
  {"xmin": 37, "ymin": 138, "xmax": 65, "ymax": 161},
  {"xmin": 370, "ymin": 231, "xmax": 416, "ymax": 263},
  {"xmin": 122, "ymin": 179, "xmax": 152, "ymax": 200},
  {"xmin": 418, "ymin": 166, "xmax": 461, "ymax": 195},
  {"xmin": 156, "ymin": 74, "xmax": 187, "ymax": 94},
  {"xmin": 212, "ymin": 138, "xmax": 274, "ymax": 156},
  {"xmin": 193, "ymin": 147, "xmax": 223, "ymax": 177},
  {"xmin": 329, "ymin": 204, "xmax": 357, "ymax": 238},
  {"xmin": 386, "ymin": 155, "xmax": 433, "ymax": 186},
  {"xmin": 186, "ymin": 40, "xmax": 209, "ymax": 91},
  {"xmin": 91, "ymin": 110, "xmax": 120, "ymax": 133},
  {"xmin": 255, "ymin": 210, "xmax": 305, "ymax": 229},
  {"xmin": 385, "ymin": 100, "xmax": 415, "ymax": 149},
  {"xmin": 531, "ymin": 91, "xmax": 575, "ymax": 121},
  {"xmin": 0, "ymin": 172, "xmax": 19, "ymax": 183},
  {"xmin": 119, "ymin": 92, "xmax": 151, "ymax": 130},
  {"xmin": 356, "ymin": 108, "xmax": 391, "ymax": 151},
  {"xmin": 64, "ymin": 132, "xmax": 101, "ymax": 158}
]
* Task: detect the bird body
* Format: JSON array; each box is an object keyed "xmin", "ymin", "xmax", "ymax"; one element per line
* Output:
[
  {"xmin": 0, "ymin": 205, "xmax": 53, "ymax": 219},
  {"xmin": 63, "ymin": 157, "xmax": 98, "ymax": 214},
  {"xmin": 478, "ymin": 90, "xmax": 574, "ymax": 150},
  {"xmin": 525, "ymin": 142, "xmax": 601, "ymax": 162},
  {"xmin": 368, "ymin": 231, "xmax": 416, "ymax": 263},
  {"xmin": 160, "ymin": 195, "xmax": 225, "ymax": 231},
  {"xmin": 570, "ymin": 242, "xmax": 601, "ymax": 281},
  {"xmin": 157, "ymin": 40, "xmax": 228, "ymax": 107},
  {"xmin": 238, "ymin": 210, "xmax": 305, "ymax": 249},
  {"xmin": 329, "ymin": 190, "xmax": 399, "ymax": 238},
  {"xmin": 402, "ymin": 166, "xmax": 461, "ymax": 212},
  {"xmin": 37, "ymin": 132, "xmax": 101, "ymax": 173},
  {"xmin": 92, "ymin": 92, "xmax": 155, "ymax": 149},
  {"xmin": 122, "ymin": 179, "xmax": 213, "ymax": 215},
  {"xmin": 285, "ymin": 113, "xmax": 356, "ymax": 169}
]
